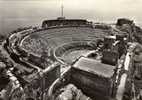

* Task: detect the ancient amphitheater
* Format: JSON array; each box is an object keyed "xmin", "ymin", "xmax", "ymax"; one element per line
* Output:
[{"xmin": 0, "ymin": 18, "xmax": 142, "ymax": 100}]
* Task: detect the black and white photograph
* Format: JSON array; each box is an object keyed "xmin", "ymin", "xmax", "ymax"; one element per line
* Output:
[{"xmin": 0, "ymin": 0, "xmax": 142, "ymax": 100}]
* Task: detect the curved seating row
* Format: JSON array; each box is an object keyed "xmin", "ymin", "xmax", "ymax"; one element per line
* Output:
[
  {"xmin": 21, "ymin": 27, "xmax": 110, "ymax": 56},
  {"xmin": 53, "ymin": 41, "xmax": 97, "ymax": 64}
]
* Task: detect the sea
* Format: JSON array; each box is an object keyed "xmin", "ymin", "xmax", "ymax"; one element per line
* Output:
[{"xmin": 0, "ymin": 18, "xmax": 42, "ymax": 36}]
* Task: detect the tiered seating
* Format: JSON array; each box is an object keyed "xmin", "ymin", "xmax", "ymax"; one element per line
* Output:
[
  {"xmin": 34, "ymin": 27, "xmax": 106, "ymax": 38},
  {"xmin": 21, "ymin": 27, "xmax": 110, "ymax": 55},
  {"xmin": 40, "ymin": 27, "xmax": 109, "ymax": 44},
  {"xmin": 21, "ymin": 36, "xmax": 48, "ymax": 56},
  {"xmin": 54, "ymin": 41, "xmax": 95, "ymax": 64}
]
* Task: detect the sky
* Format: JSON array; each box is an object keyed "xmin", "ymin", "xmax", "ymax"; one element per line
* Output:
[{"xmin": 0, "ymin": 0, "xmax": 142, "ymax": 34}]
